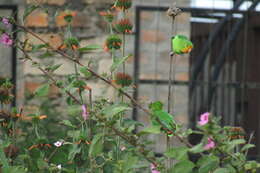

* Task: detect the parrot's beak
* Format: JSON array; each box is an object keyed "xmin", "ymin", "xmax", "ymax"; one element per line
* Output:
[{"xmin": 181, "ymin": 45, "xmax": 193, "ymax": 54}]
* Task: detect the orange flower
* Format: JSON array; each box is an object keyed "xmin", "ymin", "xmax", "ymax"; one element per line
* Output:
[{"xmin": 38, "ymin": 115, "xmax": 47, "ymax": 120}]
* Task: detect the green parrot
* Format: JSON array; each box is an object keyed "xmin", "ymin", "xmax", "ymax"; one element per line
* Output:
[
  {"xmin": 171, "ymin": 35, "xmax": 193, "ymax": 55},
  {"xmin": 149, "ymin": 101, "xmax": 176, "ymax": 131}
]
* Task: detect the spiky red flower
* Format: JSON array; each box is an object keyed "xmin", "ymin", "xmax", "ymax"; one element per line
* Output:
[
  {"xmin": 115, "ymin": 72, "xmax": 132, "ymax": 87},
  {"xmin": 114, "ymin": 18, "xmax": 133, "ymax": 34},
  {"xmin": 104, "ymin": 34, "xmax": 122, "ymax": 52},
  {"xmin": 113, "ymin": 0, "xmax": 132, "ymax": 10},
  {"xmin": 99, "ymin": 11, "xmax": 116, "ymax": 23}
]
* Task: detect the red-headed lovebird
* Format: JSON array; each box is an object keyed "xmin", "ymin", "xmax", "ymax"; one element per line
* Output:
[{"xmin": 171, "ymin": 35, "xmax": 193, "ymax": 55}]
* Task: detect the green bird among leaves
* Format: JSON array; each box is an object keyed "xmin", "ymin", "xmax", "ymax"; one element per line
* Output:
[
  {"xmin": 149, "ymin": 101, "xmax": 177, "ymax": 134},
  {"xmin": 171, "ymin": 35, "xmax": 193, "ymax": 55}
]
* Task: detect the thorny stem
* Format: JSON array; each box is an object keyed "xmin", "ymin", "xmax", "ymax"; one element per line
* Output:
[{"xmin": 16, "ymin": 24, "xmax": 193, "ymax": 149}]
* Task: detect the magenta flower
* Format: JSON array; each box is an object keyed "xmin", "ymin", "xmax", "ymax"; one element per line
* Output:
[
  {"xmin": 204, "ymin": 138, "xmax": 215, "ymax": 150},
  {"xmin": 198, "ymin": 112, "xmax": 210, "ymax": 126},
  {"xmin": 0, "ymin": 33, "xmax": 13, "ymax": 46},
  {"xmin": 150, "ymin": 164, "xmax": 160, "ymax": 173},
  {"xmin": 81, "ymin": 104, "xmax": 89, "ymax": 120},
  {"xmin": 2, "ymin": 17, "xmax": 11, "ymax": 27}
]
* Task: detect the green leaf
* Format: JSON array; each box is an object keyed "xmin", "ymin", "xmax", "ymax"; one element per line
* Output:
[
  {"xmin": 35, "ymin": 84, "xmax": 49, "ymax": 97},
  {"xmin": 89, "ymin": 134, "xmax": 103, "ymax": 157},
  {"xmin": 110, "ymin": 55, "xmax": 131, "ymax": 72},
  {"xmin": 122, "ymin": 153, "xmax": 139, "ymax": 172},
  {"xmin": 45, "ymin": 64, "xmax": 62, "ymax": 72},
  {"xmin": 171, "ymin": 160, "xmax": 195, "ymax": 173},
  {"xmin": 213, "ymin": 168, "xmax": 230, "ymax": 173},
  {"xmin": 140, "ymin": 125, "xmax": 161, "ymax": 134},
  {"xmin": 102, "ymin": 104, "xmax": 131, "ymax": 118},
  {"xmin": 78, "ymin": 44, "xmax": 102, "ymax": 52},
  {"xmin": 0, "ymin": 146, "xmax": 9, "ymax": 169},
  {"xmin": 165, "ymin": 146, "xmax": 189, "ymax": 161},
  {"xmin": 227, "ymin": 139, "xmax": 246, "ymax": 151},
  {"xmin": 38, "ymin": 51, "xmax": 54, "ymax": 59},
  {"xmin": 61, "ymin": 120, "xmax": 76, "ymax": 128},
  {"xmin": 189, "ymin": 143, "xmax": 204, "ymax": 153},
  {"xmin": 23, "ymin": 5, "xmax": 39, "ymax": 21},
  {"xmin": 198, "ymin": 155, "xmax": 219, "ymax": 173},
  {"xmin": 68, "ymin": 144, "xmax": 81, "ymax": 160},
  {"xmin": 241, "ymin": 144, "xmax": 255, "ymax": 152},
  {"xmin": 79, "ymin": 66, "xmax": 92, "ymax": 78},
  {"xmin": 31, "ymin": 44, "xmax": 48, "ymax": 52}
]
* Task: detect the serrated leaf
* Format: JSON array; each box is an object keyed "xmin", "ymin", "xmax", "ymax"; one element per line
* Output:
[
  {"xmin": 227, "ymin": 139, "xmax": 246, "ymax": 151},
  {"xmin": 102, "ymin": 104, "xmax": 131, "ymax": 118},
  {"xmin": 0, "ymin": 146, "xmax": 9, "ymax": 169},
  {"xmin": 35, "ymin": 84, "xmax": 49, "ymax": 97},
  {"xmin": 45, "ymin": 64, "xmax": 62, "ymax": 72},
  {"xmin": 89, "ymin": 134, "xmax": 103, "ymax": 157},
  {"xmin": 171, "ymin": 160, "xmax": 195, "ymax": 173},
  {"xmin": 61, "ymin": 120, "xmax": 76, "ymax": 128},
  {"xmin": 68, "ymin": 144, "xmax": 81, "ymax": 160},
  {"xmin": 79, "ymin": 66, "xmax": 92, "ymax": 78},
  {"xmin": 78, "ymin": 44, "xmax": 102, "ymax": 52},
  {"xmin": 110, "ymin": 54, "xmax": 131, "ymax": 72},
  {"xmin": 140, "ymin": 125, "xmax": 161, "ymax": 134},
  {"xmin": 189, "ymin": 143, "xmax": 204, "ymax": 153},
  {"xmin": 31, "ymin": 44, "xmax": 48, "ymax": 52},
  {"xmin": 38, "ymin": 51, "xmax": 54, "ymax": 59},
  {"xmin": 23, "ymin": 5, "xmax": 39, "ymax": 21},
  {"xmin": 241, "ymin": 144, "xmax": 255, "ymax": 152},
  {"xmin": 198, "ymin": 155, "xmax": 219, "ymax": 173},
  {"xmin": 165, "ymin": 146, "xmax": 189, "ymax": 161},
  {"xmin": 213, "ymin": 168, "xmax": 230, "ymax": 173}
]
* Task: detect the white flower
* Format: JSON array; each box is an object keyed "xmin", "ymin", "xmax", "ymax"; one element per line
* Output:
[
  {"xmin": 57, "ymin": 164, "xmax": 62, "ymax": 170},
  {"xmin": 54, "ymin": 141, "xmax": 63, "ymax": 147}
]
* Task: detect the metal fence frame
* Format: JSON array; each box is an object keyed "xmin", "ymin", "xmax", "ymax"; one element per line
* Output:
[{"xmin": 133, "ymin": 4, "xmax": 260, "ymax": 126}]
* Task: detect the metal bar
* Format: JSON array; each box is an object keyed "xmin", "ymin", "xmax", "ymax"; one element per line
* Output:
[
  {"xmin": 207, "ymin": 1, "xmax": 259, "ymax": 107},
  {"xmin": 132, "ymin": 7, "xmax": 141, "ymax": 122},
  {"xmin": 135, "ymin": 5, "xmax": 260, "ymax": 14},
  {"xmin": 11, "ymin": 6, "xmax": 17, "ymax": 107},
  {"xmin": 139, "ymin": 79, "xmax": 260, "ymax": 89},
  {"xmin": 190, "ymin": 0, "xmax": 244, "ymax": 92},
  {"xmin": 0, "ymin": 5, "xmax": 17, "ymax": 10}
]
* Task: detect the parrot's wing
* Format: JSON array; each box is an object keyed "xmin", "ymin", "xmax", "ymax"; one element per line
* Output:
[{"xmin": 153, "ymin": 110, "xmax": 175, "ymax": 130}]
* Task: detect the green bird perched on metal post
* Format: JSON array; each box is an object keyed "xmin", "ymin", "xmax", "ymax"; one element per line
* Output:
[{"xmin": 171, "ymin": 35, "xmax": 193, "ymax": 55}]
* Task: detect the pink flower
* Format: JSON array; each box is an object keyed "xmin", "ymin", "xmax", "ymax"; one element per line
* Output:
[
  {"xmin": 204, "ymin": 138, "xmax": 215, "ymax": 150},
  {"xmin": 2, "ymin": 18, "xmax": 11, "ymax": 27},
  {"xmin": 120, "ymin": 146, "xmax": 126, "ymax": 151},
  {"xmin": 150, "ymin": 164, "xmax": 160, "ymax": 173},
  {"xmin": 81, "ymin": 105, "xmax": 89, "ymax": 120},
  {"xmin": 0, "ymin": 33, "xmax": 13, "ymax": 46},
  {"xmin": 198, "ymin": 112, "xmax": 210, "ymax": 126}
]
